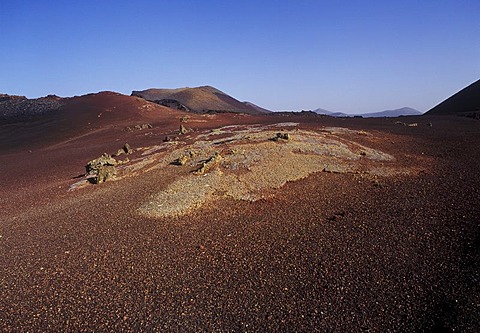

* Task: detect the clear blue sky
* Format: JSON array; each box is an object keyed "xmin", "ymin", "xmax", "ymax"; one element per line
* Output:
[{"xmin": 1, "ymin": 0, "xmax": 479, "ymax": 113}]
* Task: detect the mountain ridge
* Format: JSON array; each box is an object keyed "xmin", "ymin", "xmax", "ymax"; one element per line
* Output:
[{"xmin": 313, "ymin": 107, "xmax": 422, "ymax": 118}]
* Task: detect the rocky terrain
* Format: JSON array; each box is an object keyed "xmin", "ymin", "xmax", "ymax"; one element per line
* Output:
[
  {"xmin": 0, "ymin": 94, "xmax": 64, "ymax": 122},
  {"xmin": 0, "ymin": 87, "xmax": 479, "ymax": 332}
]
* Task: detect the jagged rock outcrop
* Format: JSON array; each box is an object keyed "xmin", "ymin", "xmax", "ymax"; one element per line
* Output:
[
  {"xmin": 0, "ymin": 94, "xmax": 63, "ymax": 122},
  {"xmin": 193, "ymin": 152, "xmax": 223, "ymax": 175},
  {"xmin": 154, "ymin": 99, "xmax": 190, "ymax": 112},
  {"xmin": 114, "ymin": 143, "xmax": 134, "ymax": 156}
]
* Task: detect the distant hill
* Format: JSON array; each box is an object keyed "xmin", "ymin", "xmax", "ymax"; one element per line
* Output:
[
  {"xmin": 360, "ymin": 107, "xmax": 422, "ymax": 118},
  {"xmin": 313, "ymin": 108, "xmax": 349, "ymax": 117},
  {"xmin": 132, "ymin": 86, "xmax": 268, "ymax": 115},
  {"xmin": 426, "ymin": 79, "xmax": 480, "ymax": 115},
  {"xmin": 313, "ymin": 107, "xmax": 422, "ymax": 118}
]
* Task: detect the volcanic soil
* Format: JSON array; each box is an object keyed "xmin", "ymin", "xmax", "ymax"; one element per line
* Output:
[{"xmin": 0, "ymin": 94, "xmax": 479, "ymax": 332}]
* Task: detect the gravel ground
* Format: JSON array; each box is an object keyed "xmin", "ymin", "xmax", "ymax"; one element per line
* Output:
[{"xmin": 0, "ymin": 114, "xmax": 479, "ymax": 332}]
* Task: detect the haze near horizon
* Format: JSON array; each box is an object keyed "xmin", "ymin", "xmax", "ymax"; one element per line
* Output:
[{"xmin": 1, "ymin": 0, "xmax": 479, "ymax": 113}]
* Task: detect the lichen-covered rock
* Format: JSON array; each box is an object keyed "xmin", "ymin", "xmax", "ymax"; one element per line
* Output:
[
  {"xmin": 272, "ymin": 132, "xmax": 290, "ymax": 141},
  {"xmin": 114, "ymin": 143, "xmax": 134, "ymax": 156},
  {"xmin": 194, "ymin": 152, "xmax": 222, "ymax": 175},
  {"xmin": 85, "ymin": 153, "xmax": 118, "ymax": 184},
  {"xmin": 125, "ymin": 123, "xmax": 153, "ymax": 132},
  {"xmin": 179, "ymin": 125, "xmax": 192, "ymax": 135},
  {"xmin": 172, "ymin": 155, "xmax": 189, "ymax": 166},
  {"xmin": 117, "ymin": 157, "xmax": 130, "ymax": 165},
  {"xmin": 96, "ymin": 165, "xmax": 117, "ymax": 184},
  {"xmin": 123, "ymin": 143, "xmax": 133, "ymax": 154}
]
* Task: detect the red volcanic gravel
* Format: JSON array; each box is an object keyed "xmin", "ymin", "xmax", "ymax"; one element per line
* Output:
[{"xmin": 0, "ymin": 111, "xmax": 479, "ymax": 332}]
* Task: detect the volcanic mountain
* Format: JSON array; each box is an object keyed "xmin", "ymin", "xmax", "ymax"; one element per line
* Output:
[
  {"xmin": 131, "ymin": 86, "xmax": 270, "ymax": 115},
  {"xmin": 426, "ymin": 79, "xmax": 480, "ymax": 115}
]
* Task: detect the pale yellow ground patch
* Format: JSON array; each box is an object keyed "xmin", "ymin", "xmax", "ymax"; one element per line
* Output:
[{"xmin": 138, "ymin": 125, "xmax": 401, "ymax": 218}]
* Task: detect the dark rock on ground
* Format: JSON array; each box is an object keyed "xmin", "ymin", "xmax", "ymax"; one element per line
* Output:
[
  {"xmin": 272, "ymin": 132, "xmax": 290, "ymax": 141},
  {"xmin": 154, "ymin": 99, "xmax": 190, "ymax": 112},
  {"xmin": 125, "ymin": 124, "xmax": 153, "ymax": 132}
]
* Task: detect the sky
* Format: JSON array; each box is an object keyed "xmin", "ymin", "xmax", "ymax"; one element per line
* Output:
[{"xmin": 0, "ymin": 0, "xmax": 479, "ymax": 113}]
